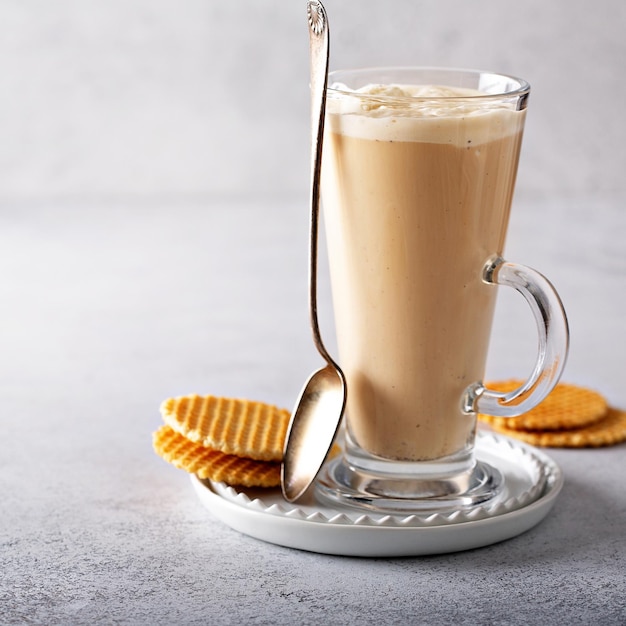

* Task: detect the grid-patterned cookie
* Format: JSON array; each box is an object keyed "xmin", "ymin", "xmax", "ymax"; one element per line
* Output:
[
  {"xmin": 490, "ymin": 407, "xmax": 626, "ymax": 448},
  {"xmin": 478, "ymin": 380, "xmax": 608, "ymax": 431},
  {"xmin": 160, "ymin": 394, "xmax": 290, "ymax": 462},
  {"xmin": 152, "ymin": 425, "xmax": 281, "ymax": 487}
]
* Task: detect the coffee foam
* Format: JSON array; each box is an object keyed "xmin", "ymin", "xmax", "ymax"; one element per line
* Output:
[{"xmin": 326, "ymin": 83, "xmax": 525, "ymax": 146}]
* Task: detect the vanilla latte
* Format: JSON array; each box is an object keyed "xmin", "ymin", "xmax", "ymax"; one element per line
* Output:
[{"xmin": 322, "ymin": 81, "xmax": 526, "ymax": 462}]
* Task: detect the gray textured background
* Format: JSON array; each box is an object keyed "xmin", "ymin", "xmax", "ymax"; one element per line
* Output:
[{"xmin": 1, "ymin": 0, "xmax": 625, "ymax": 202}]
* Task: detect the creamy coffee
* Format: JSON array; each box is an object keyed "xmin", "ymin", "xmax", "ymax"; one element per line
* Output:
[{"xmin": 322, "ymin": 83, "xmax": 526, "ymax": 462}]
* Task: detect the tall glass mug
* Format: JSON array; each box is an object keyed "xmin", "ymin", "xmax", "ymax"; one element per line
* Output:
[{"xmin": 315, "ymin": 67, "xmax": 569, "ymax": 512}]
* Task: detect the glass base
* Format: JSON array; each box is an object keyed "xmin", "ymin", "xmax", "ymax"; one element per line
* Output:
[{"xmin": 315, "ymin": 452, "xmax": 504, "ymax": 514}]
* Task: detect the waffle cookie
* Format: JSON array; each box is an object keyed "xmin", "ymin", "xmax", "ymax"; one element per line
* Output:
[
  {"xmin": 160, "ymin": 394, "xmax": 290, "ymax": 462},
  {"xmin": 478, "ymin": 380, "xmax": 608, "ymax": 431},
  {"xmin": 488, "ymin": 407, "xmax": 626, "ymax": 448},
  {"xmin": 153, "ymin": 424, "xmax": 281, "ymax": 487}
]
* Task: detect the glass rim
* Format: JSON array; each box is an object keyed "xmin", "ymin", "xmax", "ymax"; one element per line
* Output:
[{"xmin": 326, "ymin": 66, "xmax": 531, "ymax": 102}]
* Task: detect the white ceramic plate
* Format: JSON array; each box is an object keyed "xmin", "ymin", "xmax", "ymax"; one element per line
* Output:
[{"xmin": 191, "ymin": 432, "xmax": 563, "ymax": 557}]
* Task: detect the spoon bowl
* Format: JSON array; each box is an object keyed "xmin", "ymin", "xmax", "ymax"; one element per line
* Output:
[{"xmin": 282, "ymin": 363, "xmax": 346, "ymax": 502}]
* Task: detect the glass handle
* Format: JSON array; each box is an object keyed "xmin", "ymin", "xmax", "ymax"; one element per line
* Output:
[{"xmin": 463, "ymin": 256, "xmax": 570, "ymax": 417}]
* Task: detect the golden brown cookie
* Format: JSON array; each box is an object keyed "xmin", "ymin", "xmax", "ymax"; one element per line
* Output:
[
  {"xmin": 478, "ymin": 380, "xmax": 608, "ymax": 431},
  {"xmin": 160, "ymin": 394, "xmax": 290, "ymax": 462},
  {"xmin": 490, "ymin": 407, "xmax": 626, "ymax": 448},
  {"xmin": 152, "ymin": 425, "xmax": 281, "ymax": 487}
]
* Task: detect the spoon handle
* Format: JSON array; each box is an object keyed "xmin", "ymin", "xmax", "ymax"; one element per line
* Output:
[{"xmin": 307, "ymin": 0, "xmax": 333, "ymax": 364}]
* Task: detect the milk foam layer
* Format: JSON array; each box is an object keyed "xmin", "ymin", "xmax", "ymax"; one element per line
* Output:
[{"xmin": 326, "ymin": 83, "xmax": 525, "ymax": 146}]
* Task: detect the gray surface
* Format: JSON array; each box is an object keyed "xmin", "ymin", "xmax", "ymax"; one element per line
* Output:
[{"xmin": 2, "ymin": 198, "xmax": 625, "ymax": 625}]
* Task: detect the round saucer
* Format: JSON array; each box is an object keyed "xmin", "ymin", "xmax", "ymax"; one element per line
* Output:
[{"xmin": 191, "ymin": 432, "xmax": 563, "ymax": 556}]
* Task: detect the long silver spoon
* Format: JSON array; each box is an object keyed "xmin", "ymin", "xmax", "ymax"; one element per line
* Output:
[{"xmin": 281, "ymin": 0, "xmax": 347, "ymax": 503}]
